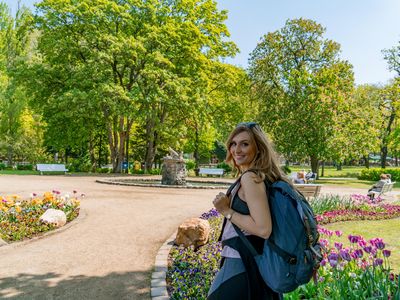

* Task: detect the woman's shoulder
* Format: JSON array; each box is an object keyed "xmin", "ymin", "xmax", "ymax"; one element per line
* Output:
[{"xmin": 241, "ymin": 170, "xmax": 264, "ymax": 186}]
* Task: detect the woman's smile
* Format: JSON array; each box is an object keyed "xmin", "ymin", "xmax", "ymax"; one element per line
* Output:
[{"xmin": 230, "ymin": 131, "xmax": 256, "ymax": 170}]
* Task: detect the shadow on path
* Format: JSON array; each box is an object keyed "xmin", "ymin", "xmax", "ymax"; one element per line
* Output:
[{"xmin": 0, "ymin": 271, "xmax": 150, "ymax": 300}]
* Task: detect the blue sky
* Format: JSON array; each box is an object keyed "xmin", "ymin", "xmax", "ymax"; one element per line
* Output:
[{"xmin": 4, "ymin": 0, "xmax": 400, "ymax": 85}]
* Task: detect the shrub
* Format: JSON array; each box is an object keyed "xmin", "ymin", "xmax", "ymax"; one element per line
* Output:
[
  {"xmin": 149, "ymin": 168, "xmax": 161, "ymax": 175},
  {"xmin": 67, "ymin": 157, "xmax": 92, "ymax": 172},
  {"xmin": 16, "ymin": 164, "xmax": 33, "ymax": 171},
  {"xmin": 281, "ymin": 165, "xmax": 291, "ymax": 174},
  {"xmin": 359, "ymin": 168, "xmax": 400, "ymax": 181},
  {"xmin": 185, "ymin": 159, "xmax": 196, "ymax": 171},
  {"xmin": 131, "ymin": 168, "xmax": 145, "ymax": 175},
  {"xmin": 96, "ymin": 167, "xmax": 110, "ymax": 173},
  {"xmin": 216, "ymin": 161, "xmax": 232, "ymax": 175}
]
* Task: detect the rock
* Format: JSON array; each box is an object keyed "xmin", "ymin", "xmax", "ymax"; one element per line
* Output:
[
  {"xmin": 40, "ymin": 209, "xmax": 67, "ymax": 228},
  {"xmin": 175, "ymin": 218, "xmax": 210, "ymax": 249},
  {"xmin": 0, "ymin": 238, "xmax": 7, "ymax": 247}
]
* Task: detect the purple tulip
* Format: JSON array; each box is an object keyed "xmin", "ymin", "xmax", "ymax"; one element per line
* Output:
[
  {"xmin": 334, "ymin": 242, "xmax": 343, "ymax": 250},
  {"xmin": 320, "ymin": 259, "xmax": 327, "ymax": 267},
  {"xmin": 370, "ymin": 238, "xmax": 385, "ymax": 249},
  {"xmin": 328, "ymin": 253, "xmax": 339, "ymax": 267},
  {"xmin": 353, "ymin": 249, "xmax": 363, "ymax": 258},
  {"xmin": 383, "ymin": 250, "xmax": 391, "ymax": 257},
  {"xmin": 373, "ymin": 258, "xmax": 383, "ymax": 266},
  {"xmin": 348, "ymin": 235, "xmax": 360, "ymax": 243},
  {"xmin": 335, "ymin": 230, "xmax": 343, "ymax": 237},
  {"xmin": 340, "ymin": 249, "xmax": 351, "ymax": 261},
  {"xmin": 363, "ymin": 246, "xmax": 372, "ymax": 254}
]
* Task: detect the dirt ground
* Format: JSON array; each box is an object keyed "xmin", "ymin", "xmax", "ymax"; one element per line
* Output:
[{"xmin": 0, "ymin": 175, "xmax": 397, "ymax": 299}]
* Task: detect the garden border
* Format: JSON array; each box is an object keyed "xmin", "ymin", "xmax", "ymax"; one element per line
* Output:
[
  {"xmin": 150, "ymin": 230, "xmax": 176, "ymax": 300},
  {"xmin": 0, "ymin": 209, "xmax": 86, "ymax": 248},
  {"xmin": 96, "ymin": 178, "xmax": 230, "ymax": 189}
]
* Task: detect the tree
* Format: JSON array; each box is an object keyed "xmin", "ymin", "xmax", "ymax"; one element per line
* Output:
[
  {"xmin": 31, "ymin": 0, "xmax": 237, "ymax": 172},
  {"xmin": 335, "ymin": 84, "xmax": 381, "ymax": 168},
  {"xmin": 377, "ymin": 80, "xmax": 399, "ymax": 168},
  {"xmin": 0, "ymin": 2, "xmax": 40, "ymax": 165},
  {"xmin": 248, "ymin": 18, "xmax": 354, "ymax": 174}
]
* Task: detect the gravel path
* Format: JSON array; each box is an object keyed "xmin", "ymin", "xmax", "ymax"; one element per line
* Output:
[{"xmin": 0, "ymin": 175, "xmax": 398, "ymax": 299}]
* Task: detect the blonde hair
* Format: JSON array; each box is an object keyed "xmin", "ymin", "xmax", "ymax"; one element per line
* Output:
[{"xmin": 225, "ymin": 123, "xmax": 289, "ymax": 184}]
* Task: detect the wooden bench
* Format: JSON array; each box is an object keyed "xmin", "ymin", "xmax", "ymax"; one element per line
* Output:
[
  {"xmin": 369, "ymin": 182, "xmax": 396, "ymax": 198},
  {"xmin": 198, "ymin": 168, "xmax": 224, "ymax": 177},
  {"xmin": 36, "ymin": 164, "xmax": 68, "ymax": 175},
  {"xmin": 294, "ymin": 184, "xmax": 322, "ymax": 198}
]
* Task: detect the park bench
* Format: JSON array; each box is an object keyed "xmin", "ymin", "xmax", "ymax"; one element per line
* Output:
[
  {"xmin": 198, "ymin": 168, "xmax": 224, "ymax": 177},
  {"xmin": 294, "ymin": 184, "xmax": 322, "ymax": 199},
  {"xmin": 369, "ymin": 182, "xmax": 396, "ymax": 199},
  {"xmin": 36, "ymin": 164, "xmax": 68, "ymax": 175}
]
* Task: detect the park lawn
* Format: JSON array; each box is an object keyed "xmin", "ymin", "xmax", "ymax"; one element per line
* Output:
[
  {"xmin": 291, "ymin": 165, "xmax": 400, "ymax": 178},
  {"xmin": 324, "ymin": 218, "xmax": 400, "ymax": 273},
  {"xmin": 291, "ymin": 166, "xmax": 364, "ymax": 178},
  {"xmin": 316, "ymin": 179, "xmax": 400, "ymax": 189},
  {"xmin": 0, "ymin": 170, "xmax": 39, "ymax": 175}
]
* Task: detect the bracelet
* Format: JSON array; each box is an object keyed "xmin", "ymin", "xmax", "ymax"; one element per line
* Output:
[{"xmin": 226, "ymin": 210, "xmax": 235, "ymax": 221}]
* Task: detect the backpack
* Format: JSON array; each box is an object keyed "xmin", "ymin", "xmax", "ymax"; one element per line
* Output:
[{"xmin": 232, "ymin": 180, "xmax": 322, "ymax": 293}]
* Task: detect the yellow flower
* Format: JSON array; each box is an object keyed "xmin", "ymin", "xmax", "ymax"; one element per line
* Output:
[
  {"xmin": 43, "ymin": 192, "xmax": 53, "ymax": 201},
  {"xmin": 15, "ymin": 206, "xmax": 22, "ymax": 213}
]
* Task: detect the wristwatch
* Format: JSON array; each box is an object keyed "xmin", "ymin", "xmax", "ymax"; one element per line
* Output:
[{"xmin": 226, "ymin": 211, "xmax": 234, "ymax": 220}]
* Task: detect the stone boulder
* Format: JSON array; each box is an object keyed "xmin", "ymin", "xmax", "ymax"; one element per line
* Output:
[
  {"xmin": 175, "ymin": 217, "xmax": 210, "ymax": 249},
  {"xmin": 40, "ymin": 209, "xmax": 67, "ymax": 228}
]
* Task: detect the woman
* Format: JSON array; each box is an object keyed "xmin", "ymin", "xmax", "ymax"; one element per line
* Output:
[{"xmin": 208, "ymin": 122, "xmax": 286, "ymax": 300}]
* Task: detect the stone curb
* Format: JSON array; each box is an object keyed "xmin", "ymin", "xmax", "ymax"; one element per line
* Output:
[
  {"xmin": 150, "ymin": 231, "xmax": 177, "ymax": 300},
  {"xmin": 95, "ymin": 179, "xmax": 230, "ymax": 189},
  {"xmin": 0, "ymin": 209, "xmax": 86, "ymax": 249}
]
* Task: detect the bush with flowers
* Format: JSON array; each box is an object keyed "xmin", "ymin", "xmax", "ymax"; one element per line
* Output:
[
  {"xmin": 167, "ymin": 194, "xmax": 400, "ymax": 299},
  {"xmin": 0, "ymin": 190, "xmax": 81, "ymax": 242}
]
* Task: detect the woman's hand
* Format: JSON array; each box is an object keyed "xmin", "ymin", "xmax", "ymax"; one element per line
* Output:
[{"xmin": 212, "ymin": 192, "xmax": 230, "ymax": 216}]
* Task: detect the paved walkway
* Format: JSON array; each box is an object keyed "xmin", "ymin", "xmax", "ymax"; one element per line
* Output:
[{"xmin": 0, "ymin": 175, "xmax": 398, "ymax": 299}]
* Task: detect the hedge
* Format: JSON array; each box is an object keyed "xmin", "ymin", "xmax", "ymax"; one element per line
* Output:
[{"xmin": 358, "ymin": 168, "xmax": 400, "ymax": 181}]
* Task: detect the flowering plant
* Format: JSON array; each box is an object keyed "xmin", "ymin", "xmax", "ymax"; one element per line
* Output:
[
  {"xmin": 285, "ymin": 228, "xmax": 400, "ymax": 299},
  {"xmin": 0, "ymin": 190, "xmax": 81, "ymax": 242},
  {"xmin": 167, "ymin": 195, "xmax": 400, "ymax": 299}
]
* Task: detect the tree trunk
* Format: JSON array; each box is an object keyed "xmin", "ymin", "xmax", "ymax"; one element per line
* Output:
[
  {"xmin": 321, "ymin": 161, "xmax": 325, "ymax": 177},
  {"xmin": 89, "ymin": 138, "xmax": 96, "ymax": 172},
  {"xmin": 363, "ymin": 155, "xmax": 369, "ymax": 169},
  {"xmin": 194, "ymin": 126, "xmax": 200, "ymax": 176},
  {"xmin": 125, "ymin": 132, "xmax": 130, "ymax": 174},
  {"xmin": 144, "ymin": 119, "xmax": 156, "ymax": 173},
  {"xmin": 336, "ymin": 162, "xmax": 342, "ymax": 171},
  {"xmin": 310, "ymin": 156, "xmax": 319, "ymax": 178},
  {"xmin": 380, "ymin": 146, "xmax": 388, "ymax": 169},
  {"xmin": 117, "ymin": 116, "xmax": 127, "ymax": 174},
  {"xmin": 380, "ymin": 109, "xmax": 396, "ymax": 169}
]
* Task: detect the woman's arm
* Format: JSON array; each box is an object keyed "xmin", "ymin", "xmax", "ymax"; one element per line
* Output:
[{"xmin": 213, "ymin": 172, "xmax": 272, "ymax": 239}]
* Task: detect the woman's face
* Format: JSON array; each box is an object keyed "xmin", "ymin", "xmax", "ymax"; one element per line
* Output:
[{"xmin": 229, "ymin": 131, "xmax": 257, "ymax": 171}]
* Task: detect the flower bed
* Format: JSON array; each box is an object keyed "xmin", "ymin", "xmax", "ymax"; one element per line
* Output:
[
  {"xmin": 0, "ymin": 190, "xmax": 81, "ymax": 242},
  {"xmin": 167, "ymin": 194, "xmax": 400, "ymax": 299}
]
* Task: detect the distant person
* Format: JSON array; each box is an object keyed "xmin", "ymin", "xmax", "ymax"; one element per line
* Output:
[
  {"xmin": 305, "ymin": 170, "xmax": 316, "ymax": 182},
  {"xmin": 385, "ymin": 174, "xmax": 392, "ymax": 183},
  {"xmin": 294, "ymin": 171, "xmax": 306, "ymax": 184},
  {"xmin": 367, "ymin": 174, "xmax": 388, "ymax": 199}
]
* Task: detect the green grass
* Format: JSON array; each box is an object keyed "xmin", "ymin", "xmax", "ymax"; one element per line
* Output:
[
  {"xmin": 0, "ymin": 170, "xmax": 39, "ymax": 175},
  {"xmin": 324, "ymin": 218, "xmax": 400, "ymax": 273},
  {"xmin": 290, "ymin": 165, "xmax": 400, "ymax": 178}
]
